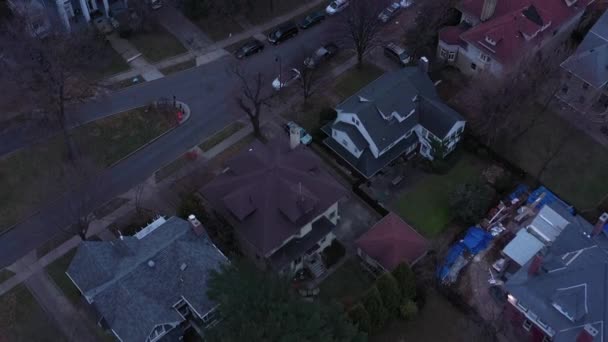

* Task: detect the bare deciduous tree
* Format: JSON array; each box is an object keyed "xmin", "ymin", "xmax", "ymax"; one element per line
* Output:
[
  {"xmin": 337, "ymin": 0, "xmax": 387, "ymax": 68},
  {"xmin": 0, "ymin": 14, "xmax": 112, "ymax": 162},
  {"xmin": 232, "ymin": 67, "xmax": 273, "ymax": 140},
  {"xmin": 404, "ymin": 0, "xmax": 458, "ymax": 60}
]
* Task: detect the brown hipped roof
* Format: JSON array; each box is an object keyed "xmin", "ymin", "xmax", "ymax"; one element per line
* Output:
[
  {"xmin": 200, "ymin": 137, "xmax": 347, "ymax": 257},
  {"xmin": 356, "ymin": 212, "xmax": 429, "ymax": 271}
]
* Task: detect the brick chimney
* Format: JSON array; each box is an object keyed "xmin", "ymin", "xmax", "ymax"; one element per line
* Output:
[
  {"xmin": 577, "ymin": 324, "xmax": 599, "ymax": 342},
  {"xmin": 480, "ymin": 0, "xmax": 498, "ymax": 22},
  {"xmin": 289, "ymin": 125, "xmax": 301, "ymax": 150},
  {"xmin": 592, "ymin": 212, "xmax": 608, "ymax": 236},
  {"xmin": 188, "ymin": 214, "xmax": 205, "ymax": 236},
  {"xmin": 528, "ymin": 254, "xmax": 543, "ymax": 276}
]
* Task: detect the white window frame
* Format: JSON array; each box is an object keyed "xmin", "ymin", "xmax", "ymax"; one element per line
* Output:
[
  {"xmin": 440, "ymin": 48, "xmax": 448, "ymax": 59},
  {"xmin": 448, "ymin": 51, "xmax": 456, "ymax": 61},
  {"xmin": 479, "ymin": 53, "xmax": 491, "ymax": 63},
  {"xmin": 523, "ymin": 319, "xmax": 533, "ymax": 331}
]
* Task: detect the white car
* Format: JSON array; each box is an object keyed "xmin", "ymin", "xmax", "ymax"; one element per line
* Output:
[
  {"xmin": 272, "ymin": 68, "xmax": 301, "ymax": 90},
  {"xmin": 326, "ymin": 0, "xmax": 349, "ymax": 15},
  {"xmin": 400, "ymin": 0, "xmax": 414, "ymax": 8}
]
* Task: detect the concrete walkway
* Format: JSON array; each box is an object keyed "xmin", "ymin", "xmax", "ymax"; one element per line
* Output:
[
  {"xmin": 158, "ymin": 6, "xmax": 212, "ymax": 54},
  {"xmin": 106, "ymin": 0, "xmax": 326, "ymax": 84},
  {"xmin": 25, "ymin": 272, "xmax": 97, "ymax": 341},
  {"xmin": 107, "ymin": 33, "xmax": 164, "ymax": 81}
]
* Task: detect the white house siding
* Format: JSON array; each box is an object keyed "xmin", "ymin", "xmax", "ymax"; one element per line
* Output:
[
  {"xmin": 335, "ymin": 111, "xmax": 380, "ymax": 157},
  {"xmin": 459, "ymin": 10, "xmax": 480, "ymax": 26},
  {"xmin": 332, "ymin": 128, "xmax": 363, "ymax": 158},
  {"xmin": 291, "ymin": 231, "xmax": 336, "ymax": 272}
]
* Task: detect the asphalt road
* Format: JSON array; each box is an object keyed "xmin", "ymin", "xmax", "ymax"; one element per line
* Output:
[{"xmin": 0, "ymin": 16, "xmax": 351, "ymax": 268}]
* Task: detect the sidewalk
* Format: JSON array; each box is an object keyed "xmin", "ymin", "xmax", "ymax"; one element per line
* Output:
[{"xmin": 106, "ymin": 0, "xmax": 326, "ymax": 84}]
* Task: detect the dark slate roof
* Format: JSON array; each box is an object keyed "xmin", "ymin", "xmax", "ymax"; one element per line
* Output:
[
  {"xmin": 505, "ymin": 206, "xmax": 608, "ymax": 342},
  {"xmin": 561, "ymin": 10, "xmax": 608, "ymax": 88},
  {"xmin": 333, "ymin": 122, "xmax": 367, "ymax": 151},
  {"xmin": 199, "ymin": 137, "xmax": 347, "ymax": 257},
  {"xmin": 329, "ymin": 67, "xmax": 463, "ymax": 154},
  {"xmin": 322, "ymin": 123, "xmax": 418, "ymax": 179},
  {"xmin": 269, "ymin": 217, "xmax": 335, "ymax": 271},
  {"xmin": 66, "ymin": 217, "xmax": 228, "ymax": 342}
]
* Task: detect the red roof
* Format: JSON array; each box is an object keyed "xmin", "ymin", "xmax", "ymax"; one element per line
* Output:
[
  {"xmin": 355, "ymin": 212, "xmax": 429, "ymax": 271},
  {"xmin": 439, "ymin": 25, "xmax": 469, "ymax": 46},
  {"xmin": 452, "ymin": 0, "xmax": 593, "ymax": 67}
]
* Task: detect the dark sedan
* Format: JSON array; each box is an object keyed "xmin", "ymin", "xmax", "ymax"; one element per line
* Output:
[
  {"xmin": 235, "ymin": 40, "xmax": 265, "ymax": 59},
  {"xmin": 299, "ymin": 11, "xmax": 326, "ymax": 29}
]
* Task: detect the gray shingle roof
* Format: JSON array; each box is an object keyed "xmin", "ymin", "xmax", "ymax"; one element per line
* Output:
[
  {"xmin": 333, "ymin": 67, "xmax": 462, "ymax": 151},
  {"xmin": 505, "ymin": 204, "xmax": 608, "ymax": 342},
  {"xmin": 67, "ymin": 217, "xmax": 228, "ymax": 342},
  {"xmin": 561, "ymin": 10, "xmax": 608, "ymax": 88},
  {"xmin": 333, "ymin": 122, "xmax": 367, "ymax": 151}
]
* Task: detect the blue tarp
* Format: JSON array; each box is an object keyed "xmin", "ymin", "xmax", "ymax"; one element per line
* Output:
[
  {"xmin": 436, "ymin": 244, "xmax": 464, "ymax": 281},
  {"xmin": 462, "ymin": 226, "xmax": 493, "ymax": 255},
  {"xmin": 526, "ymin": 186, "xmax": 575, "ymax": 214},
  {"xmin": 508, "ymin": 184, "xmax": 529, "ymax": 201}
]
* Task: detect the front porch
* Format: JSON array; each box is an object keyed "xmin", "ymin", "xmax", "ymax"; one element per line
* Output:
[{"xmin": 48, "ymin": 0, "xmax": 128, "ymax": 30}]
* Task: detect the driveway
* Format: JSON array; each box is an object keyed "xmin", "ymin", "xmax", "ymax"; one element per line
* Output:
[
  {"xmin": 333, "ymin": 194, "xmax": 382, "ymax": 250},
  {"xmin": 0, "ymin": 6, "xmax": 419, "ymax": 268}
]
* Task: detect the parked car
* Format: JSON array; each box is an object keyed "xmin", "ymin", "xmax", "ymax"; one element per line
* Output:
[
  {"xmin": 234, "ymin": 40, "xmax": 264, "ymax": 59},
  {"xmin": 378, "ymin": 2, "xmax": 401, "ymax": 23},
  {"xmin": 299, "ymin": 11, "xmax": 326, "ymax": 29},
  {"xmin": 400, "ymin": 0, "xmax": 414, "ymax": 8},
  {"xmin": 304, "ymin": 43, "xmax": 339, "ymax": 68},
  {"xmin": 384, "ymin": 42, "xmax": 411, "ymax": 66},
  {"xmin": 284, "ymin": 121, "xmax": 313, "ymax": 145},
  {"xmin": 272, "ymin": 68, "xmax": 301, "ymax": 90},
  {"xmin": 93, "ymin": 16, "xmax": 113, "ymax": 34},
  {"xmin": 326, "ymin": 0, "xmax": 349, "ymax": 15},
  {"xmin": 267, "ymin": 22, "xmax": 299, "ymax": 44}
]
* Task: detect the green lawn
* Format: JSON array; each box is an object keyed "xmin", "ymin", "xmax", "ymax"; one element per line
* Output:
[
  {"xmin": 0, "ymin": 268, "xmax": 14, "ymax": 283},
  {"xmin": 160, "ymin": 59, "xmax": 197, "ymax": 75},
  {"xmin": 194, "ymin": 16, "xmax": 244, "ymax": 42},
  {"xmin": 334, "ymin": 64, "xmax": 384, "ymax": 100},
  {"xmin": 45, "ymin": 249, "xmax": 81, "ymax": 305},
  {"xmin": 0, "ymin": 285, "xmax": 66, "ymax": 341},
  {"xmin": 497, "ymin": 104, "xmax": 608, "ymax": 210},
  {"xmin": 129, "ymin": 27, "xmax": 187, "ymax": 63},
  {"xmin": 199, "ymin": 121, "xmax": 246, "ymax": 152},
  {"xmin": 392, "ymin": 153, "xmax": 486, "ymax": 237},
  {"xmin": 155, "ymin": 154, "xmax": 191, "ymax": 182},
  {"xmin": 0, "ymin": 106, "xmax": 174, "ymax": 233},
  {"xmin": 319, "ymin": 258, "xmax": 374, "ymax": 306},
  {"xmin": 99, "ymin": 47, "xmax": 130, "ymax": 78}
]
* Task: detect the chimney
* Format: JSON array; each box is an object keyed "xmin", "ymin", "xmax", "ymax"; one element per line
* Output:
[
  {"xmin": 592, "ymin": 212, "xmax": 608, "ymax": 236},
  {"xmin": 480, "ymin": 0, "xmax": 497, "ymax": 22},
  {"xmin": 418, "ymin": 56, "xmax": 429, "ymax": 73},
  {"xmin": 188, "ymin": 214, "xmax": 205, "ymax": 236},
  {"xmin": 577, "ymin": 324, "xmax": 599, "ymax": 342},
  {"xmin": 528, "ymin": 254, "xmax": 543, "ymax": 276},
  {"xmin": 289, "ymin": 125, "xmax": 301, "ymax": 150}
]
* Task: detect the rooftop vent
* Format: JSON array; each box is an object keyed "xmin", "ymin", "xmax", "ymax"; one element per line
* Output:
[
  {"xmin": 358, "ymin": 95, "xmax": 370, "ymax": 102},
  {"xmin": 180, "ymin": 263, "xmax": 188, "ymax": 271},
  {"xmin": 148, "ymin": 260, "xmax": 155, "ymax": 268}
]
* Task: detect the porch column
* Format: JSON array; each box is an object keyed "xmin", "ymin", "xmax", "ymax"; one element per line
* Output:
[
  {"xmin": 90, "ymin": 0, "xmax": 98, "ymax": 11},
  {"xmin": 56, "ymin": 0, "xmax": 71, "ymax": 30},
  {"xmin": 102, "ymin": 0, "xmax": 109, "ymax": 17},
  {"xmin": 79, "ymin": 0, "xmax": 91, "ymax": 22},
  {"xmin": 123, "ymin": 0, "xmax": 128, "ymax": 7}
]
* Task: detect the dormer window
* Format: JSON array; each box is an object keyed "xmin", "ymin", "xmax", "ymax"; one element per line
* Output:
[
  {"xmin": 480, "ymin": 53, "xmax": 492, "ymax": 63},
  {"xmin": 485, "ymin": 36, "xmax": 496, "ymax": 46}
]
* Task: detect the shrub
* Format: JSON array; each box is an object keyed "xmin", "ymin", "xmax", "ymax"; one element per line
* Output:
[
  {"xmin": 375, "ymin": 273, "xmax": 400, "ymax": 314},
  {"xmin": 321, "ymin": 240, "xmax": 346, "ymax": 268},
  {"xmin": 348, "ymin": 303, "xmax": 371, "ymax": 333},
  {"xmin": 177, "ymin": 192, "xmax": 205, "ymax": 220},
  {"xmin": 449, "ymin": 182, "xmax": 495, "ymax": 225},
  {"xmin": 399, "ymin": 299, "xmax": 418, "ymax": 320},
  {"xmin": 363, "ymin": 286, "xmax": 389, "ymax": 331},
  {"xmin": 319, "ymin": 107, "xmax": 337, "ymax": 124},
  {"xmin": 392, "ymin": 263, "xmax": 416, "ymax": 300}
]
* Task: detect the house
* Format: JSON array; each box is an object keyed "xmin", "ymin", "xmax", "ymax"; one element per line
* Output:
[
  {"xmin": 437, "ymin": 0, "xmax": 594, "ymax": 77},
  {"xmin": 199, "ymin": 135, "xmax": 347, "ymax": 276},
  {"xmin": 66, "ymin": 215, "xmax": 228, "ymax": 342},
  {"xmin": 8, "ymin": 0, "xmax": 127, "ymax": 32},
  {"xmin": 321, "ymin": 59, "xmax": 466, "ymax": 179},
  {"xmin": 356, "ymin": 212, "xmax": 429, "ymax": 272},
  {"xmin": 557, "ymin": 9, "xmax": 608, "ymax": 123},
  {"xmin": 504, "ymin": 211, "xmax": 608, "ymax": 342}
]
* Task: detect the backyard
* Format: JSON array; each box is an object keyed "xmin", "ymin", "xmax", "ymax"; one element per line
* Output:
[
  {"xmin": 129, "ymin": 27, "xmax": 187, "ymax": 63},
  {"xmin": 496, "ymin": 104, "xmax": 608, "ymax": 211},
  {"xmin": 391, "ymin": 153, "xmax": 487, "ymax": 237},
  {"xmin": 334, "ymin": 64, "xmax": 384, "ymax": 100},
  {"xmin": 0, "ymin": 285, "xmax": 65, "ymax": 341},
  {"xmin": 0, "ymin": 106, "xmax": 175, "ymax": 233},
  {"xmin": 319, "ymin": 257, "xmax": 374, "ymax": 306}
]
